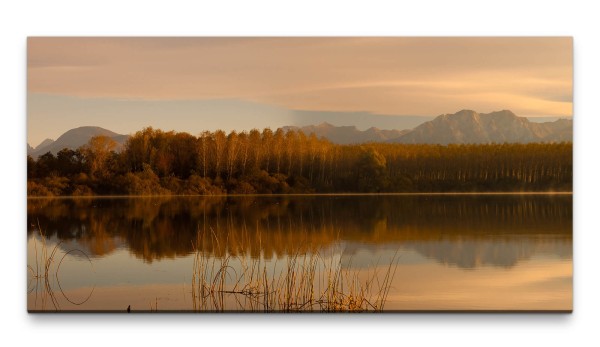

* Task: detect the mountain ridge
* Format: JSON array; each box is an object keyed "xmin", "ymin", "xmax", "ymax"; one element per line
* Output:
[
  {"xmin": 28, "ymin": 126, "xmax": 129, "ymax": 158},
  {"xmin": 282, "ymin": 123, "xmax": 410, "ymax": 144},
  {"xmin": 388, "ymin": 109, "xmax": 572, "ymax": 144},
  {"xmin": 27, "ymin": 110, "xmax": 573, "ymax": 156}
]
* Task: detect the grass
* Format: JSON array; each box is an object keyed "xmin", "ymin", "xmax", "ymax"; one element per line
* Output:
[
  {"xmin": 28, "ymin": 222, "xmax": 398, "ymax": 312},
  {"xmin": 191, "ymin": 227, "xmax": 400, "ymax": 312},
  {"xmin": 28, "ymin": 221, "xmax": 62, "ymax": 311},
  {"xmin": 28, "ymin": 222, "xmax": 95, "ymax": 311}
]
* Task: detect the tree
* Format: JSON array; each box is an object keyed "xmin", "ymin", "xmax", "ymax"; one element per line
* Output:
[
  {"xmin": 261, "ymin": 128, "xmax": 274, "ymax": 172},
  {"xmin": 27, "ymin": 155, "xmax": 36, "ymax": 179},
  {"xmin": 225, "ymin": 131, "xmax": 239, "ymax": 179},
  {"xmin": 284, "ymin": 130, "xmax": 298, "ymax": 176},
  {"xmin": 356, "ymin": 147, "xmax": 388, "ymax": 192},
  {"xmin": 125, "ymin": 127, "xmax": 154, "ymax": 172},
  {"xmin": 211, "ymin": 130, "xmax": 227, "ymax": 179},
  {"xmin": 248, "ymin": 129, "xmax": 262, "ymax": 172},
  {"xmin": 198, "ymin": 131, "xmax": 210, "ymax": 177},
  {"xmin": 170, "ymin": 132, "xmax": 198, "ymax": 178},
  {"xmin": 238, "ymin": 131, "xmax": 250, "ymax": 176},
  {"xmin": 35, "ymin": 152, "xmax": 58, "ymax": 178},
  {"xmin": 26, "ymin": 126, "xmax": 573, "ymax": 196},
  {"xmin": 273, "ymin": 128, "xmax": 284, "ymax": 174},
  {"xmin": 56, "ymin": 148, "xmax": 81, "ymax": 177},
  {"xmin": 83, "ymin": 135, "xmax": 118, "ymax": 179}
]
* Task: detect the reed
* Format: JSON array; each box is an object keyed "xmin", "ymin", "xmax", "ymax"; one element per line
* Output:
[
  {"xmin": 191, "ymin": 227, "xmax": 400, "ymax": 312},
  {"xmin": 28, "ymin": 221, "xmax": 62, "ymax": 311},
  {"xmin": 28, "ymin": 222, "xmax": 95, "ymax": 311}
]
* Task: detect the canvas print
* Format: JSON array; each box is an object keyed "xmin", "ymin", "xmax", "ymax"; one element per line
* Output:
[{"xmin": 27, "ymin": 37, "xmax": 572, "ymax": 312}]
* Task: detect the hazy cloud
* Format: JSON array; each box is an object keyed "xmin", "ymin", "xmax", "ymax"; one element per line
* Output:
[
  {"xmin": 27, "ymin": 37, "xmax": 572, "ymax": 144},
  {"xmin": 28, "ymin": 37, "xmax": 572, "ymax": 118}
]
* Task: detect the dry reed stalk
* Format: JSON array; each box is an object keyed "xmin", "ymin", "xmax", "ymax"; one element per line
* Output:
[
  {"xmin": 28, "ymin": 221, "xmax": 63, "ymax": 311},
  {"xmin": 190, "ymin": 227, "xmax": 401, "ymax": 312}
]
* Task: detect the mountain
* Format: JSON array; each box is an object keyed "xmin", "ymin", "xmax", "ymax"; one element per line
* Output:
[
  {"xmin": 280, "ymin": 110, "xmax": 572, "ymax": 145},
  {"xmin": 282, "ymin": 122, "xmax": 410, "ymax": 144},
  {"xmin": 289, "ymin": 110, "xmax": 434, "ymax": 131},
  {"xmin": 28, "ymin": 126, "xmax": 129, "ymax": 158},
  {"xmin": 533, "ymin": 118, "xmax": 573, "ymax": 142},
  {"xmin": 34, "ymin": 138, "xmax": 55, "ymax": 151},
  {"xmin": 29, "ymin": 110, "xmax": 572, "ymax": 155},
  {"xmin": 388, "ymin": 110, "xmax": 572, "ymax": 144}
]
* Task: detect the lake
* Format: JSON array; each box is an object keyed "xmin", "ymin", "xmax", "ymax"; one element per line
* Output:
[{"xmin": 27, "ymin": 194, "xmax": 572, "ymax": 312}]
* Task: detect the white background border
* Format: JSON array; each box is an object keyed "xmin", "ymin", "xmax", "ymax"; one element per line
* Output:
[{"xmin": 2, "ymin": 1, "xmax": 598, "ymax": 346}]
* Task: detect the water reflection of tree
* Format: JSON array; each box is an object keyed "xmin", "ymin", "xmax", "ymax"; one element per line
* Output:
[{"xmin": 27, "ymin": 195, "xmax": 572, "ymax": 265}]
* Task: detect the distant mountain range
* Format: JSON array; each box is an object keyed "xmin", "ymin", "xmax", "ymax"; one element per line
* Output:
[
  {"xmin": 28, "ymin": 126, "xmax": 128, "ymax": 158},
  {"xmin": 286, "ymin": 110, "xmax": 572, "ymax": 145},
  {"xmin": 282, "ymin": 123, "xmax": 411, "ymax": 144},
  {"xmin": 27, "ymin": 110, "xmax": 573, "ymax": 157},
  {"xmin": 388, "ymin": 109, "xmax": 573, "ymax": 144}
]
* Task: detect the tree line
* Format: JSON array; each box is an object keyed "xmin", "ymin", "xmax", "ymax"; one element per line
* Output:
[{"xmin": 27, "ymin": 127, "xmax": 572, "ymax": 196}]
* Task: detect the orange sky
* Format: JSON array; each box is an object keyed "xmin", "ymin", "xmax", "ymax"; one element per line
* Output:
[{"xmin": 27, "ymin": 37, "xmax": 572, "ymax": 145}]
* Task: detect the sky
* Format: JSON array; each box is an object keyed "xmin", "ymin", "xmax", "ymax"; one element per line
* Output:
[{"xmin": 27, "ymin": 37, "xmax": 573, "ymax": 147}]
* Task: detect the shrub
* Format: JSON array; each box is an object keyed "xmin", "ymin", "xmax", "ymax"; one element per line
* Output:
[
  {"xmin": 71, "ymin": 184, "xmax": 94, "ymax": 196},
  {"xmin": 27, "ymin": 181, "xmax": 53, "ymax": 197},
  {"xmin": 183, "ymin": 175, "xmax": 224, "ymax": 195},
  {"xmin": 229, "ymin": 180, "xmax": 256, "ymax": 194},
  {"xmin": 122, "ymin": 164, "xmax": 170, "ymax": 195},
  {"xmin": 42, "ymin": 176, "xmax": 71, "ymax": 196}
]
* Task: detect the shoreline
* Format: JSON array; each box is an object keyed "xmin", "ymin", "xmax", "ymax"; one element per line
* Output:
[{"xmin": 26, "ymin": 191, "xmax": 574, "ymax": 199}]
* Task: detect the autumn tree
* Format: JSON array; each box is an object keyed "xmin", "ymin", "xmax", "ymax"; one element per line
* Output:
[
  {"xmin": 27, "ymin": 126, "xmax": 573, "ymax": 196},
  {"xmin": 356, "ymin": 147, "xmax": 388, "ymax": 192},
  {"xmin": 83, "ymin": 135, "xmax": 118, "ymax": 179}
]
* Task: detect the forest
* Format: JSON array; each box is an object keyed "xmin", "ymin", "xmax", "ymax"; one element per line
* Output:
[{"xmin": 27, "ymin": 127, "xmax": 573, "ymax": 196}]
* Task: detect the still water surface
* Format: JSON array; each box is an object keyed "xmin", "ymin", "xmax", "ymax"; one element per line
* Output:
[{"xmin": 27, "ymin": 194, "xmax": 572, "ymax": 312}]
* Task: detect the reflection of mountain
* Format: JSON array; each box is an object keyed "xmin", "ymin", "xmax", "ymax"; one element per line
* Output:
[
  {"xmin": 29, "ymin": 233, "xmax": 128, "ymax": 261},
  {"xmin": 340, "ymin": 236, "xmax": 572, "ymax": 269},
  {"xmin": 407, "ymin": 238, "xmax": 572, "ymax": 268},
  {"xmin": 28, "ymin": 195, "xmax": 572, "ymax": 265}
]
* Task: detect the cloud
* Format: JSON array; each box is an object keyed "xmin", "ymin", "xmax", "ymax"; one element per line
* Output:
[{"xmin": 27, "ymin": 37, "xmax": 573, "ymax": 117}]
